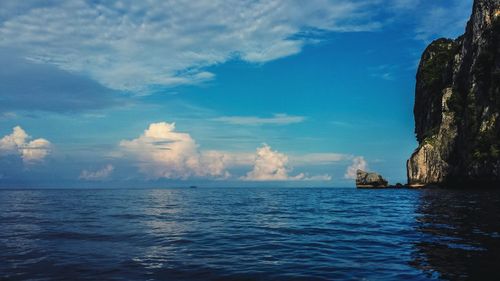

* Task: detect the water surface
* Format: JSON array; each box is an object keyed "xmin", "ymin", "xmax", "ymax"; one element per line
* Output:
[{"xmin": 1, "ymin": 187, "xmax": 499, "ymax": 280}]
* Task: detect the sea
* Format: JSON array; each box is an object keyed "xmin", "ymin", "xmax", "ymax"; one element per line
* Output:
[{"xmin": 1, "ymin": 187, "xmax": 499, "ymax": 281}]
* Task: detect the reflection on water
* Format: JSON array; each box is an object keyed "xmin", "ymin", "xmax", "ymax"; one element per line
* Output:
[
  {"xmin": 412, "ymin": 189, "xmax": 500, "ymax": 280},
  {"xmin": 1, "ymin": 188, "xmax": 500, "ymax": 280}
]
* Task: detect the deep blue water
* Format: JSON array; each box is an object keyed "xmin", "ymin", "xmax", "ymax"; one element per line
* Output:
[{"xmin": 1, "ymin": 187, "xmax": 500, "ymax": 281}]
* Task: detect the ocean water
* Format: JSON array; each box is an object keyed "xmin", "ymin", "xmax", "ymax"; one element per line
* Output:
[{"xmin": 1, "ymin": 188, "xmax": 499, "ymax": 281}]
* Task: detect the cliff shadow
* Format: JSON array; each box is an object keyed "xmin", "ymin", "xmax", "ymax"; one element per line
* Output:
[{"xmin": 410, "ymin": 188, "xmax": 500, "ymax": 280}]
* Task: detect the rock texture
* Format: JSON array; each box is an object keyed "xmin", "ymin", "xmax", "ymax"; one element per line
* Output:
[
  {"xmin": 408, "ymin": 0, "xmax": 500, "ymax": 187},
  {"xmin": 356, "ymin": 170, "xmax": 388, "ymax": 188}
]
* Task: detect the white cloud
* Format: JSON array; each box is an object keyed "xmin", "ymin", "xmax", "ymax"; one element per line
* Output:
[
  {"xmin": 0, "ymin": 112, "xmax": 17, "ymax": 120},
  {"xmin": 20, "ymin": 138, "xmax": 51, "ymax": 163},
  {"xmin": 242, "ymin": 144, "xmax": 306, "ymax": 181},
  {"xmin": 290, "ymin": 153, "xmax": 350, "ymax": 165},
  {"xmin": 344, "ymin": 156, "xmax": 367, "ymax": 179},
  {"xmin": 120, "ymin": 123, "xmax": 335, "ymax": 181},
  {"xmin": 79, "ymin": 164, "xmax": 114, "ymax": 181},
  {"xmin": 212, "ymin": 113, "xmax": 305, "ymax": 126},
  {"xmin": 120, "ymin": 122, "xmax": 230, "ymax": 179},
  {"xmin": 0, "ymin": 0, "xmax": 473, "ymax": 94},
  {"xmin": 302, "ymin": 174, "xmax": 333, "ymax": 181},
  {"xmin": 414, "ymin": 0, "xmax": 471, "ymax": 42},
  {"xmin": 390, "ymin": 0, "xmax": 420, "ymax": 10},
  {"xmin": 0, "ymin": 0, "xmax": 383, "ymax": 93},
  {"xmin": 368, "ymin": 64, "xmax": 399, "ymax": 81},
  {"xmin": 0, "ymin": 126, "xmax": 51, "ymax": 164}
]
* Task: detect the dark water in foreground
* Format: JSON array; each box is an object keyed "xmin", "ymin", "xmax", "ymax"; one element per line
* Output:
[{"xmin": 1, "ymin": 188, "xmax": 500, "ymax": 281}]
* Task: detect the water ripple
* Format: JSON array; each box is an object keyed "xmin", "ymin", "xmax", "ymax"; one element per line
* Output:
[{"xmin": 0, "ymin": 187, "xmax": 499, "ymax": 280}]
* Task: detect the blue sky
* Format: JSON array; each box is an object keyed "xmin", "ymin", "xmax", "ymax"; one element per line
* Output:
[{"xmin": 0, "ymin": 0, "xmax": 472, "ymax": 187}]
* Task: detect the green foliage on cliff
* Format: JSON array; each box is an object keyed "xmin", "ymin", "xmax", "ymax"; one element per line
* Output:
[
  {"xmin": 415, "ymin": 39, "xmax": 459, "ymax": 143},
  {"xmin": 409, "ymin": 2, "xmax": 500, "ymax": 185},
  {"xmin": 419, "ymin": 39, "xmax": 457, "ymax": 91},
  {"xmin": 475, "ymin": 18, "xmax": 500, "ymax": 110},
  {"xmin": 421, "ymin": 127, "xmax": 440, "ymax": 144},
  {"xmin": 447, "ymin": 90, "xmax": 463, "ymax": 121},
  {"xmin": 422, "ymin": 134, "xmax": 439, "ymax": 146},
  {"xmin": 470, "ymin": 18, "xmax": 500, "ymax": 163},
  {"xmin": 446, "ymin": 89, "xmax": 477, "ymax": 128},
  {"xmin": 493, "ymin": 69, "xmax": 500, "ymax": 109},
  {"xmin": 473, "ymin": 129, "xmax": 500, "ymax": 161},
  {"xmin": 490, "ymin": 19, "xmax": 500, "ymax": 112}
]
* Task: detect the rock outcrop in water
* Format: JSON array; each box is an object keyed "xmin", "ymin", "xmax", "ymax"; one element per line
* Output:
[
  {"xmin": 408, "ymin": 0, "xmax": 500, "ymax": 187},
  {"xmin": 356, "ymin": 170, "xmax": 388, "ymax": 188}
]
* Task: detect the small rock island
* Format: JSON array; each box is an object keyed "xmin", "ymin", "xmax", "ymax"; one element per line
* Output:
[{"xmin": 356, "ymin": 170, "xmax": 389, "ymax": 188}]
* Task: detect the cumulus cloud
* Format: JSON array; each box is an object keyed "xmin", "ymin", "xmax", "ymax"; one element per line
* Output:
[
  {"xmin": 239, "ymin": 145, "xmax": 335, "ymax": 181},
  {"xmin": 120, "ymin": 122, "xmax": 230, "ymax": 179},
  {"xmin": 242, "ymin": 144, "xmax": 306, "ymax": 181},
  {"xmin": 212, "ymin": 113, "xmax": 305, "ymax": 126},
  {"xmin": 79, "ymin": 164, "xmax": 114, "ymax": 181},
  {"xmin": 120, "ymin": 123, "xmax": 334, "ymax": 181},
  {"xmin": 344, "ymin": 156, "xmax": 367, "ymax": 179},
  {"xmin": 0, "ymin": 126, "xmax": 51, "ymax": 164},
  {"xmin": 0, "ymin": 0, "xmax": 384, "ymax": 93}
]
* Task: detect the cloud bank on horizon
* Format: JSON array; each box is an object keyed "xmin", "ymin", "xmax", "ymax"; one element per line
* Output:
[{"xmin": 119, "ymin": 122, "xmax": 336, "ymax": 181}]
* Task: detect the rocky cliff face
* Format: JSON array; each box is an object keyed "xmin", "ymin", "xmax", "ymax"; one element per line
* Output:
[{"xmin": 408, "ymin": 0, "xmax": 500, "ymax": 187}]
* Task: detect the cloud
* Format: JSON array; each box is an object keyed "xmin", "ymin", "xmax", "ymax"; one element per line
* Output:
[
  {"xmin": 212, "ymin": 113, "xmax": 305, "ymax": 126},
  {"xmin": 390, "ymin": 0, "xmax": 420, "ymax": 10},
  {"xmin": 120, "ymin": 122, "xmax": 334, "ymax": 181},
  {"xmin": 242, "ymin": 144, "xmax": 306, "ymax": 181},
  {"xmin": 290, "ymin": 153, "xmax": 350, "ymax": 165},
  {"xmin": 302, "ymin": 174, "xmax": 333, "ymax": 181},
  {"xmin": 368, "ymin": 64, "xmax": 399, "ymax": 81},
  {"xmin": 120, "ymin": 122, "xmax": 230, "ymax": 179},
  {"xmin": 0, "ymin": 112, "xmax": 17, "ymax": 120},
  {"xmin": 0, "ymin": 0, "xmax": 385, "ymax": 93},
  {"xmin": 344, "ymin": 156, "xmax": 367, "ymax": 179},
  {"xmin": 79, "ymin": 164, "xmax": 114, "ymax": 181},
  {"xmin": 0, "ymin": 126, "xmax": 51, "ymax": 164},
  {"xmin": 0, "ymin": 0, "xmax": 472, "ymax": 96},
  {"xmin": 0, "ymin": 53, "xmax": 124, "ymax": 113},
  {"xmin": 413, "ymin": 0, "xmax": 471, "ymax": 42}
]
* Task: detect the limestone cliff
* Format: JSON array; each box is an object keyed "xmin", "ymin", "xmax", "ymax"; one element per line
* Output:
[{"xmin": 408, "ymin": 0, "xmax": 500, "ymax": 187}]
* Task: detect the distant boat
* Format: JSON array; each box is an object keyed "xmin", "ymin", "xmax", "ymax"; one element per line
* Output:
[{"xmin": 189, "ymin": 185, "xmax": 197, "ymax": 188}]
